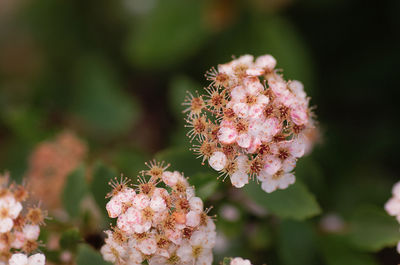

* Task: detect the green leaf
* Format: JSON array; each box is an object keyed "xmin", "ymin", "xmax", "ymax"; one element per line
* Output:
[
  {"xmin": 277, "ymin": 220, "xmax": 319, "ymax": 265},
  {"xmin": 76, "ymin": 244, "xmax": 112, "ymax": 265},
  {"xmin": 247, "ymin": 223, "xmax": 272, "ymax": 250},
  {"xmin": 72, "ymin": 56, "xmax": 139, "ymax": 138},
  {"xmin": 321, "ymin": 234, "xmax": 378, "ymax": 265},
  {"xmin": 60, "ymin": 228, "xmax": 82, "ymax": 251},
  {"xmin": 243, "ymin": 180, "xmax": 321, "ymax": 220},
  {"xmin": 90, "ymin": 162, "xmax": 117, "ymax": 218},
  {"xmin": 125, "ymin": 0, "xmax": 209, "ymax": 69},
  {"xmin": 349, "ymin": 205, "xmax": 400, "ymax": 251},
  {"xmin": 62, "ymin": 166, "xmax": 87, "ymax": 218}
]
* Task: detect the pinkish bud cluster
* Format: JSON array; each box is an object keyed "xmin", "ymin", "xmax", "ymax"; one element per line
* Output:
[
  {"xmin": 183, "ymin": 54, "xmax": 317, "ymax": 193},
  {"xmin": 101, "ymin": 161, "xmax": 216, "ymax": 265},
  {"xmin": 26, "ymin": 131, "xmax": 87, "ymax": 209},
  {"xmin": 0, "ymin": 173, "xmax": 46, "ymax": 265},
  {"xmin": 384, "ymin": 180, "xmax": 400, "ymax": 254}
]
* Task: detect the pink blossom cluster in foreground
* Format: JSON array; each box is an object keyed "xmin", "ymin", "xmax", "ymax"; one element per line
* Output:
[
  {"xmin": 184, "ymin": 54, "xmax": 317, "ymax": 193},
  {"xmin": 0, "ymin": 173, "xmax": 46, "ymax": 265},
  {"xmin": 384, "ymin": 180, "xmax": 400, "ymax": 253},
  {"xmin": 101, "ymin": 161, "xmax": 216, "ymax": 265}
]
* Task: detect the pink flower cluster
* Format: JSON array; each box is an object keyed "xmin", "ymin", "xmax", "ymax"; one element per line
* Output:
[
  {"xmin": 384, "ymin": 181, "xmax": 400, "ymax": 253},
  {"xmin": 101, "ymin": 161, "xmax": 216, "ymax": 265},
  {"xmin": 0, "ymin": 173, "xmax": 46, "ymax": 265},
  {"xmin": 184, "ymin": 54, "xmax": 317, "ymax": 193}
]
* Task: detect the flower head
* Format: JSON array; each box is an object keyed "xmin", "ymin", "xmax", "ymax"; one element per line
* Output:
[
  {"xmin": 101, "ymin": 161, "xmax": 216, "ymax": 265},
  {"xmin": 0, "ymin": 172, "xmax": 46, "ymax": 264},
  {"xmin": 184, "ymin": 54, "xmax": 317, "ymax": 193}
]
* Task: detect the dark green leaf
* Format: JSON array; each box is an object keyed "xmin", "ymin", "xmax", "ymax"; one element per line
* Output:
[
  {"xmin": 62, "ymin": 166, "xmax": 87, "ymax": 217},
  {"xmin": 76, "ymin": 244, "xmax": 112, "ymax": 265},
  {"xmin": 321, "ymin": 235, "xmax": 378, "ymax": 265},
  {"xmin": 243, "ymin": 180, "xmax": 321, "ymax": 220},
  {"xmin": 277, "ymin": 220, "xmax": 319, "ymax": 265},
  {"xmin": 90, "ymin": 162, "xmax": 117, "ymax": 218},
  {"xmin": 349, "ymin": 205, "xmax": 400, "ymax": 251},
  {"xmin": 72, "ymin": 56, "xmax": 139, "ymax": 138},
  {"xmin": 60, "ymin": 228, "xmax": 83, "ymax": 251},
  {"xmin": 125, "ymin": 0, "xmax": 209, "ymax": 69}
]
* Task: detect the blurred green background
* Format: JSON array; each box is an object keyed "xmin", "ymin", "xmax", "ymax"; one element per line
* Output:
[{"xmin": 1, "ymin": 0, "xmax": 399, "ymax": 264}]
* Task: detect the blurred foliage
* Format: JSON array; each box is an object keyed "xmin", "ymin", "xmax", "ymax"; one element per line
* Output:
[{"xmin": 0, "ymin": 0, "xmax": 399, "ymax": 264}]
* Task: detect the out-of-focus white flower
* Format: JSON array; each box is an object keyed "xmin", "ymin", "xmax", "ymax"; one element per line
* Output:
[
  {"xmin": 230, "ymin": 257, "xmax": 253, "ymax": 265},
  {"xmin": 9, "ymin": 253, "xmax": 45, "ymax": 265}
]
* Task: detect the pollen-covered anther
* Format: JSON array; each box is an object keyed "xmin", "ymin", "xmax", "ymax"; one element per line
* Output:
[
  {"xmin": 185, "ymin": 115, "xmax": 209, "ymax": 141},
  {"xmin": 26, "ymin": 206, "xmax": 47, "ymax": 226},
  {"xmin": 192, "ymin": 140, "xmax": 217, "ymax": 164},
  {"xmin": 13, "ymin": 185, "xmax": 29, "ymax": 202},
  {"xmin": 183, "ymin": 91, "xmax": 205, "ymax": 117},
  {"xmin": 248, "ymin": 157, "xmax": 263, "ymax": 178},
  {"xmin": 141, "ymin": 206, "xmax": 154, "ymax": 222},
  {"xmin": 278, "ymin": 148, "xmax": 290, "ymax": 161},
  {"xmin": 223, "ymin": 108, "xmax": 236, "ymax": 120},
  {"xmin": 235, "ymin": 119, "xmax": 249, "ymax": 134},
  {"xmin": 206, "ymin": 66, "xmax": 230, "ymax": 88},
  {"xmin": 143, "ymin": 160, "xmax": 170, "ymax": 180},
  {"xmin": 106, "ymin": 176, "xmax": 131, "ymax": 198}
]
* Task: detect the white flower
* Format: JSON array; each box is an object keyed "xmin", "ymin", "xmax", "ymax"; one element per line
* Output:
[
  {"xmin": 385, "ymin": 197, "xmax": 400, "ymax": 216},
  {"xmin": 392, "ymin": 181, "xmax": 400, "ymax": 198},
  {"xmin": 106, "ymin": 188, "xmax": 136, "ymax": 218},
  {"xmin": 259, "ymin": 171, "xmax": 295, "ymax": 193},
  {"xmin": 0, "ymin": 195, "xmax": 22, "ymax": 233},
  {"xmin": 137, "ymin": 235, "xmax": 157, "ymax": 255},
  {"xmin": 9, "ymin": 253, "xmax": 28, "ymax": 265},
  {"xmin": 209, "ymin": 151, "xmax": 227, "ymax": 171},
  {"xmin": 230, "ymin": 155, "xmax": 249, "ymax": 188},
  {"xmin": 397, "ymin": 241, "xmax": 400, "ymax": 254},
  {"xmin": 230, "ymin": 257, "xmax": 253, "ymax": 265},
  {"xmin": 101, "ymin": 230, "xmax": 129, "ymax": 263},
  {"xmin": 9, "ymin": 253, "xmax": 45, "ymax": 265},
  {"xmin": 23, "ymin": 225, "xmax": 40, "ymax": 241}
]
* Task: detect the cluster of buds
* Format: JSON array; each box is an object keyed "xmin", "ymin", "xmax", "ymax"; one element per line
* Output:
[
  {"xmin": 101, "ymin": 160, "xmax": 216, "ymax": 265},
  {"xmin": 0, "ymin": 173, "xmax": 46, "ymax": 265},
  {"xmin": 183, "ymin": 54, "xmax": 316, "ymax": 193},
  {"xmin": 25, "ymin": 131, "xmax": 87, "ymax": 209},
  {"xmin": 384, "ymin": 180, "xmax": 400, "ymax": 253}
]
